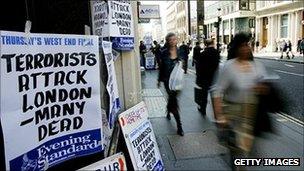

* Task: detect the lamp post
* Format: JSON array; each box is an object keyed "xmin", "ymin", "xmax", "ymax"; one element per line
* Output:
[
  {"xmin": 187, "ymin": 0, "xmax": 191, "ymax": 39},
  {"xmin": 216, "ymin": 8, "xmax": 221, "ymax": 53}
]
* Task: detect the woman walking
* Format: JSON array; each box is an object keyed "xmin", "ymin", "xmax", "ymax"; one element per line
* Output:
[
  {"xmin": 157, "ymin": 33, "xmax": 184, "ymax": 136},
  {"xmin": 213, "ymin": 33, "xmax": 269, "ymax": 169}
]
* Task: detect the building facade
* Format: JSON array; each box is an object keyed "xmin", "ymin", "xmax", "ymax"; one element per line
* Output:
[
  {"xmin": 255, "ymin": 0, "xmax": 304, "ymax": 52},
  {"xmin": 166, "ymin": 1, "xmax": 177, "ymax": 35},
  {"xmin": 152, "ymin": 20, "xmax": 163, "ymax": 43},
  {"xmin": 204, "ymin": 0, "xmax": 256, "ymax": 46},
  {"xmin": 166, "ymin": 0, "xmax": 193, "ymax": 43}
]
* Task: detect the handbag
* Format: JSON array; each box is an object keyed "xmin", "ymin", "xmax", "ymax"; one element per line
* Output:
[{"xmin": 169, "ymin": 61, "xmax": 184, "ymax": 91}]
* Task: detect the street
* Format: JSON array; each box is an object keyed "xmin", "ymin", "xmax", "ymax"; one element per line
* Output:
[
  {"xmin": 189, "ymin": 56, "xmax": 304, "ymax": 122},
  {"xmin": 255, "ymin": 58, "xmax": 304, "ymax": 122}
]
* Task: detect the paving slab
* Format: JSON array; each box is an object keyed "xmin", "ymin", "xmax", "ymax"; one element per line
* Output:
[
  {"xmin": 144, "ymin": 96, "xmax": 167, "ymax": 118},
  {"xmin": 167, "ymin": 130, "xmax": 228, "ymax": 160},
  {"xmin": 142, "ymin": 88, "xmax": 163, "ymax": 97}
]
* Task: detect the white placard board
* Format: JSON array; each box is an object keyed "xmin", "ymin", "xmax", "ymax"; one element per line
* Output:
[
  {"xmin": 78, "ymin": 152, "xmax": 127, "ymax": 171},
  {"xmin": 90, "ymin": 0, "xmax": 134, "ymax": 51},
  {"xmin": 119, "ymin": 102, "xmax": 164, "ymax": 171},
  {"xmin": 90, "ymin": 0, "xmax": 109, "ymax": 37},
  {"xmin": 0, "ymin": 31, "xmax": 103, "ymax": 171},
  {"xmin": 102, "ymin": 41, "xmax": 121, "ymax": 129}
]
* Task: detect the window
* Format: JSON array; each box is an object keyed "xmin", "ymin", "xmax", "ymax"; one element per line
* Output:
[
  {"xmin": 239, "ymin": 0, "xmax": 249, "ymax": 10},
  {"xmin": 231, "ymin": 5, "xmax": 234, "ymax": 13},
  {"xmin": 224, "ymin": 21, "xmax": 229, "ymax": 30},
  {"xmin": 280, "ymin": 14, "xmax": 288, "ymax": 38}
]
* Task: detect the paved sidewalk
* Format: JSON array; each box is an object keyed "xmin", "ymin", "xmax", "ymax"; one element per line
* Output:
[
  {"xmin": 141, "ymin": 70, "xmax": 304, "ymax": 171},
  {"xmin": 142, "ymin": 71, "xmax": 231, "ymax": 170}
]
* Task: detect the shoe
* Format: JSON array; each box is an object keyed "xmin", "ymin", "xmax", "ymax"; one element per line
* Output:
[
  {"xmin": 280, "ymin": 56, "xmax": 283, "ymax": 59},
  {"xmin": 292, "ymin": 55, "xmax": 295, "ymax": 59},
  {"xmin": 177, "ymin": 126, "xmax": 184, "ymax": 136},
  {"xmin": 197, "ymin": 107, "xmax": 206, "ymax": 116},
  {"xmin": 166, "ymin": 112, "xmax": 171, "ymax": 120}
]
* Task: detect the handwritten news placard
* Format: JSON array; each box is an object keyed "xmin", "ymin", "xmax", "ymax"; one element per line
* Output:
[
  {"xmin": 90, "ymin": 0, "xmax": 134, "ymax": 51},
  {"xmin": 102, "ymin": 41, "xmax": 120, "ymax": 129},
  {"xmin": 119, "ymin": 102, "xmax": 164, "ymax": 171},
  {"xmin": 0, "ymin": 31, "xmax": 103, "ymax": 171}
]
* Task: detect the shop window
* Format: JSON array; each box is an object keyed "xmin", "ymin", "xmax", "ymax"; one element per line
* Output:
[{"xmin": 280, "ymin": 14, "xmax": 288, "ymax": 38}]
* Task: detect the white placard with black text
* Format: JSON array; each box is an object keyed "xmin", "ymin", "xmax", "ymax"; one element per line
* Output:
[
  {"xmin": 0, "ymin": 31, "xmax": 103, "ymax": 171},
  {"xmin": 119, "ymin": 102, "xmax": 164, "ymax": 171}
]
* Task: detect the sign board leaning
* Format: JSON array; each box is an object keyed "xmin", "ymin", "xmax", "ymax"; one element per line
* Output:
[
  {"xmin": 102, "ymin": 41, "xmax": 121, "ymax": 129},
  {"xmin": 139, "ymin": 5, "xmax": 160, "ymax": 19},
  {"xmin": 119, "ymin": 102, "xmax": 164, "ymax": 171},
  {"xmin": 0, "ymin": 31, "xmax": 103, "ymax": 171},
  {"xmin": 77, "ymin": 152, "xmax": 127, "ymax": 171}
]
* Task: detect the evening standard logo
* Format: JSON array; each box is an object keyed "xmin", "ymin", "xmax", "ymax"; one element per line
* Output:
[
  {"xmin": 111, "ymin": 37, "xmax": 134, "ymax": 50},
  {"xmin": 10, "ymin": 132, "xmax": 102, "ymax": 171},
  {"xmin": 21, "ymin": 154, "xmax": 38, "ymax": 171},
  {"xmin": 37, "ymin": 134, "xmax": 100, "ymax": 169}
]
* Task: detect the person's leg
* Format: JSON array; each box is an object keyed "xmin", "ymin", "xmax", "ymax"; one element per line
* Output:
[
  {"xmin": 184, "ymin": 58, "xmax": 188, "ymax": 74},
  {"xmin": 170, "ymin": 91, "xmax": 184, "ymax": 136},
  {"xmin": 200, "ymin": 82, "xmax": 209, "ymax": 116},
  {"xmin": 141, "ymin": 54, "xmax": 146, "ymax": 67},
  {"xmin": 165, "ymin": 85, "xmax": 172, "ymax": 120},
  {"xmin": 200, "ymin": 80, "xmax": 211, "ymax": 115}
]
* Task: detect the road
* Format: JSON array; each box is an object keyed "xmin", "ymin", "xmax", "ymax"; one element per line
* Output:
[
  {"xmin": 255, "ymin": 58, "xmax": 304, "ymax": 122},
  {"xmin": 188, "ymin": 57, "xmax": 304, "ymax": 122}
]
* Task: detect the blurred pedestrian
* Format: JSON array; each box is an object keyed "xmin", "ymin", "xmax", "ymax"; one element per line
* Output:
[
  {"xmin": 300, "ymin": 38, "xmax": 304, "ymax": 57},
  {"xmin": 151, "ymin": 40, "xmax": 162, "ymax": 69},
  {"xmin": 179, "ymin": 41, "xmax": 190, "ymax": 74},
  {"xmin": 255, "ymin": 40, "xmax": 259, "ymax": 53},
  {"xmin": 139, "ymin": 41, "xmax": 147, "ymax": 68},
  {"xmin": 187, "ymin": 41, "xmax": 193, "ymax": 51},
  {"xmin": 297, "ymin": 38, "xmax": 302, "ymax": 52},
  {"xmin": 195, "ymin": 39, "xmax": 220, "ymax": 115},
  {"xmin": 192, "ymin": 42, "xmax": 202, "ymax": 67},
  {"xmin": 158, "ymin": 33, "xmax": 184, "ymax": 136},
  {"xmin": 286, "ymin": 40, "xmax": 295, "ymax": 59},
  {"xmin": 280, "ymin": 40, "xmax": 289, "ymax": 59},
  {"xmin": 213, "ymin": 32, "xmax": 268, "ymax": 163}
]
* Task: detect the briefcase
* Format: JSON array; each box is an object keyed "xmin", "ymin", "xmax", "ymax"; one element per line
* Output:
[{"xmin": 194, "ymin": 86, "xmax": 203, "ymax": 105}]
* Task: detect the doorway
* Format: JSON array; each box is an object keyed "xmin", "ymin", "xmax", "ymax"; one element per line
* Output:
[{"xmin": 262, "ymin": 17, "xmax": 268, "ymax": 47}]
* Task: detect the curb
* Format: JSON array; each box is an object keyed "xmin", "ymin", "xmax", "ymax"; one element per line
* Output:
[{"xmin": 254, "ymin": 56, "xmax": 304, "ymax": 64}]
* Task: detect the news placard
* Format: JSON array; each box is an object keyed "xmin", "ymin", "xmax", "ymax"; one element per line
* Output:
[
  {"xmin": 77, "ymin": 152, "xmax": 127, "ymax": 171},
  {"xmin": 0, "ymin": 31, "xmax": 103, "ymax": 171},
  {"xmin": 119, "ymin": 102, "xmax": 164, "ymax": 171}
]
